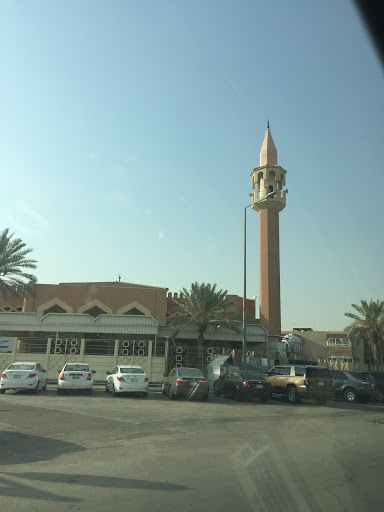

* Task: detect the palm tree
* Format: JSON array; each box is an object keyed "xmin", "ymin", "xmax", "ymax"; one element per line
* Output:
[
  {"xmin": 0, "ymin": 228, "xmax": 37, "ymax": 300},
  {"xmin": 168, "ymin": 282, "xmax": 241, "ymax": 362},
  {"xmin": 344, "ymin": 300, "xmax": 384, "ymax": 366}
]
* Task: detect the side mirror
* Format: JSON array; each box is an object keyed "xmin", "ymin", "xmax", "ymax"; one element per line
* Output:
[
  {"xmin": 92, "ymin": 370, "xmax": 96, "ymax": 374},
  {"xmin": 58, "ymin": 370, "xmax": 61, "ymax": 374},
  {"xmin": 219, "ymin": 375, "xmax": 224, "ymax": 379},
  {"xmin": 43, "ymin": 369, "xmax": 46, "ymax": 373},
  {"xmin": 163, "ymin": 373, "xmax": 168, "ymax": 377},
  {"xmin": 106, "ymin": 371, "xmax": 111, "ymax": 375}
]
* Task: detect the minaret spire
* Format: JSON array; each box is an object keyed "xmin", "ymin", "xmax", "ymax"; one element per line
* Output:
[{"xmin": 260, "ymin": 123, "xmax": 277, "ymax": 166}]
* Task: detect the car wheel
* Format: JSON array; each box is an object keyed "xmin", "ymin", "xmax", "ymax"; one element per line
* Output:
[
  {"xmin": 344, "ymin": 388, "xmax": 358, "ymax": 403},
  {"xmin": 0, "ymin": 390, "xmax": 5, "ymax": 394},
  {"xmin": 87, "ymin": 389, "xmax": 92, "ymax": 395},
  {"xmin": 375, "ymin": 391, "xmax": 384, "ymax": 403},
  {"xmin": 32, "ymin": 382, "xmax": 40, "ymax": 394},
  {"xmin": 112, "ymin": 386, "xmax": 117, "ymax": 397},
  {"xmin": 56, "ymin": 388, "xmax": 62, "ymax": 395},
  {"xmin": 105, "ymin": 384, "xmax": 109, "ymax": 392},
  {"xmin": 202, "ymin": 394, "xmax": 209, "ymax": 401},
  {"xmin": 213, "ymin": 385, "xmax": 220, "ymax": 397},
  {"xmin": 260, "ymin": 396, "xmax": 268, "ymax": 403},
  {"xmin": 169, "ymin": 387, "xmax": 176, "ymax": 400},
  {"xmin": 232, "ymin": 388, "xmax": 242, "ymax": 402},
  {"xmin": 142, "ymin": 392, "xmax": 148, "ymax": 398},
  {"xmin": 42, "ymin": 382, "xmax": 47, "ymax": 391},
  {"xmin": 161, "ymin": 383, "xmax": 167, "ymax": 395},
  {"xmin": 287, "ymin": 386, "xmax": 299, "ymax": 404},
  {"xmin": 315, "ymin": 397, "xmax": 327, "ymax": 406}
]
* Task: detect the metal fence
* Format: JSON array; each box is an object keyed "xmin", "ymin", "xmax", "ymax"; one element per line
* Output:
[
  {"xmin": 170, "ymin": 345, "xmax": 237, "ymax": 373},
  {"xmin": 50, "ymin": 338, "xmax": 82, "ymax": 355},
  {"xmin": 17, "ymin": 337, "xmax": 49, "ymax": 354}
]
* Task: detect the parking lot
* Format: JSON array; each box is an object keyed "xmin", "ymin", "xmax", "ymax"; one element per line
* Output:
[{"xmin": 1, "ymin": 388, "xmax": 383, "ymax": 512}]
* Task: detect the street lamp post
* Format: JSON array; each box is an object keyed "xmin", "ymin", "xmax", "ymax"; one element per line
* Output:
[{"xmin": 242, "ymin": 204, "xmax": 253, "ymax": 369}]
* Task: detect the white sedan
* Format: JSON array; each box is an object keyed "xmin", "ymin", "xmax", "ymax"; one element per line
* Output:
[
  {"xmin": 0, "ymin": 362, "xmax": 48, "ymax": 394},
  {"xmin": 57, "ymin": 363, "xmax": 95, "ymax": 395},
  {"xmin": 105, "ymin": 365, "xmax": 149, "ymax": 397}
]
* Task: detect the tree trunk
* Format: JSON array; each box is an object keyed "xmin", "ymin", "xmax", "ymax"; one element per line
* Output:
[
  {"xmin": 370, "ymin": 332, "xmax": 382, "ymax": 366},
  {"xmin": 197, "ymin": 328, "xmax": 205, "ymax": 369}
]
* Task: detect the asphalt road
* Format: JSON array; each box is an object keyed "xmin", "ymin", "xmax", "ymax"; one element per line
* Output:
[{"xmin": 0, "ymin": 388, "xmax": 383, "ymax": 512}]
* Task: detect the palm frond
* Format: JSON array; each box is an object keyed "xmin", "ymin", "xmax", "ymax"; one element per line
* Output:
[
  {"xmin": 0, "ymin": 228, "xmax": 38, "ymax": 300},
  {"xmin": 169, "ymin": 282, "xmax": 238, "ymax": 344}
]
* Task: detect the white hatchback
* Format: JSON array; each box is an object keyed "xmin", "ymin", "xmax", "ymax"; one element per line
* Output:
[
  {"xmin": 0, "ymin": 362, "xmax": 48, "ymax": 394},
  {"xmin": 57, "ymin": 363, "xmax": 95, "ymax": 395},
  {"xmin": 105, "ymin": 365, "xmax": 149, "ymax": 397}
]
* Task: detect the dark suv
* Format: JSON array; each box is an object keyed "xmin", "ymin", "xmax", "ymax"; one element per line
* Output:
[
  {"xmin": 330, "ymin": 370, "xmax": 376, "ymax": 403},
  {"xmin": 263, "ymin": 365, "xmax": 334, "ymax": 405},
  {"xmin": 370, "ymin": 372, "xmax": 384, "ymax": 402}
]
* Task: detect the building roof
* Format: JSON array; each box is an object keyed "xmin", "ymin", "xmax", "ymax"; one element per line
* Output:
[{"xmin": 55, "ymin": 281, "xmax": 168, "ymax": 290}]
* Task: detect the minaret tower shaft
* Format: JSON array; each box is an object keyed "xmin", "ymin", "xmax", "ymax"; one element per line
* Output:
[{"xmin": 250, "ymin": 123, "xmax": 287, "ymax": 336}]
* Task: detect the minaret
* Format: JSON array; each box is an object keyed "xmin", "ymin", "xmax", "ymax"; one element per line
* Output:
[{"xmin": 250, "ymin": 122, "xmax": 287, "ymax": 336}]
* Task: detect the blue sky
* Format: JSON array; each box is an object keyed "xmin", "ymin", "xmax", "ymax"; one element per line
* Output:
[{"xmin": 1, "ymin": 0, "xmax": 383, "ymax": 331}]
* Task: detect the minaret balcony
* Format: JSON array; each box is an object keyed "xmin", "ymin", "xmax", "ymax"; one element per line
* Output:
[{"xmin": 250, "ymin": 190, "xmax": 287, "ymax": 212}]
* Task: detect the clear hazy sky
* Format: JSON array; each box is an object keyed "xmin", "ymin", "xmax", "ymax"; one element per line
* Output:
[{"xmin": 1, "ymin": 0, "xmax": 383, "ymax": 331}]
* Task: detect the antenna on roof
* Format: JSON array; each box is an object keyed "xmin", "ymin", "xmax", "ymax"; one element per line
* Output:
[{"xmin": 118, "ymin": 273, "xmax": 121, "ymax": 282}]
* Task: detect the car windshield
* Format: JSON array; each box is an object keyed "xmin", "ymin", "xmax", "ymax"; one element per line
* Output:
[
  {"xmin": 350, "ymin": 371, "xmax": 374, "ymax": 381},
  {"xmin": 1, "ymin": 3, "xmax": 382, "ymax": 511},
  {"xmin": 120, "ymin": 368, "xmax": 144, "ymax": 374},
  {"xmin": 371, "ymin": 373, "xmax": 384, "ymax": 385},
  {"xmin": 64, "ymin": 365, "xmax": 89, "ymax": 372},
  {"xmin": 239, "ymin": 372, "xmax": 264, "ymax": 380},
  {"xmin": 178, "ymin": 369, "xmax": 204, "ymax": 378},
  {"xmin": 306, "ymin": 368, "xmax": 331, "ymax": 379},
  {"xmin": 7, "ymin": 364, "xmax": 35, "ymax": 371}
]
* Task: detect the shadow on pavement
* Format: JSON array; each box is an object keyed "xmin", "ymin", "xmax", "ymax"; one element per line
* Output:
[
  {"xmin": 0, "ymin": 474, "xmax": 80, "ymax": 503},
  {"xmin": 6, "ymin": 472, "xmax": 193, "ymax": 491},
  {"xmin": 0, "ymin": 472, "xmax": 191, "ymax": 504},
  {"xmin": 0, "ymin": 431, "xmax": 85, "ymax": 465}
]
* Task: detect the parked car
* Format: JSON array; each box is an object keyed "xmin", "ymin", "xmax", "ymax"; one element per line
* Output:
[
  {"xmin": 369, "ymin": 372, "xmax": 384, "ymax": 403},
  {"xmin": 213, "ymin": 370, "xmax": 270, "ymax": 402},
  {"xmin": 162, "ymin": 367, "xmax": 209, "ymax": 400},
  {"xmin": 57, "ymin": 363, "xmax": 96, "ymax": 395},
  {"xmin": 263, "ymin": 365, "xmax": 334, "ymax": 405},
  {"xmin": 0, "ymin": 362, "xmax": 47, "ymax": 394},
  {"xmin": 105, "ymin": 365, "xmax": 148, "ymax": 397},
  {"xmin": 330, "ymin": 370, "xmax": 376, "ymax": 403}
]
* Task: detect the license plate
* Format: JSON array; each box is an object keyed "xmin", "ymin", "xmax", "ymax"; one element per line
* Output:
[
  {"xmin": 72, "ymin": 376, "xmax": 79, "ymax": 380},
  {"xmin": 256, "ymin": 384, "xmax": 263, "ymax": 389},
  {"xmin": 131, "ymin": 378, "xmax": 138, "ymax": 383},
  {"xmin": 13, "ymin": 375, "xmax": 21, "ymax": 379},
  {"xmin": 318, "ymin": 381, "xmax": 324, "ymax": 387}
]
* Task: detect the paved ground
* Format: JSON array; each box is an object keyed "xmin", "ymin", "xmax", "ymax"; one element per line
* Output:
[{"xmin": 0, "ymin": 388, "xmax": 383, "ymax": 512}]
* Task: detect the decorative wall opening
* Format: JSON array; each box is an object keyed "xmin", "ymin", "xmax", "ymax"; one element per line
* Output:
[
  {"xmin": 83, "ymin": 305, "xmax": 108, "ymax": 318},
  {"xmin": 118, "ymin": 340, "xmax": 149, "ymax": 357},
  {"xmin": 44, "ymin": 304, "xmax": 67, "ymax": 314},
  {"xmin": 117, "ymin": 301, "xmax": 151, "ymax": 316},
  {"xmin": 124, "ymin": 307, "xmax": 145, "ymax": 315},
  {"xmin": 0, "ymin": 306, "xmax": 23, "ymax": 312},
  {"xmin": 37, "ymin": 298, "xmax": 73, "ymax": 315},
  {"xmin": 50, "ymin": 338, "xmax": 81, "ymax": 355}
]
